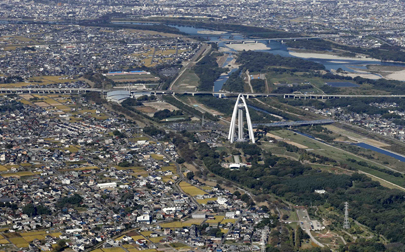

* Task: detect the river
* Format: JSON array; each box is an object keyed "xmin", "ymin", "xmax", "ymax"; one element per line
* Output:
[
  {"xmin": 292, "ymin": 130, "xmax": 405, "ymax": 162},
  {"xmin": 169, "ymin": 25, "xmax": 405, "ymax": 91},
  {"xmin": 167, "ymin": 25, "xmax": 405, "ymax": 162}
]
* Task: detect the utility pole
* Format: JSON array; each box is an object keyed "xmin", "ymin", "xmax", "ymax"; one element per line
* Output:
[
  {"xmin": 201, "ymin": 114, "xmax": 204, "ymax": 128},
  {"xmin": 343, "ymin": 202, "xmax": 350, "ymax": 229},
  {"xmin": 175, "ymin": 40, "xmax": 179, "ymax": 57}
]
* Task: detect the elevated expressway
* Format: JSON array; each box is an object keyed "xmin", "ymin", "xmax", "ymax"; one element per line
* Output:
[{"xmin": 1, "ymin": 88, "xmax": 405, "ymax": 100}]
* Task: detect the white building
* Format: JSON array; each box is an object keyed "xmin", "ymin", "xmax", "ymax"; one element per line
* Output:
[
  {"xmin": 217, "ymin": 197, "xmax": 228, "ymax": 205},
  {"xmin": 192, "ymin": 212, "xmax": 206, "ymax": 219},
  {"xmin": 225, "ymin": 212, "xmax": 236, "ymax": 219},
  {"xmin": 137, "ymin": 214, "xmax": 151, "ymax": 224},
  {"xmin": 97, "ymin": 182, "xmax": 117, "ymax": 189},
  {"xmin": 314, "ymin": 189, "xmax": 326, "ymax": 194}
]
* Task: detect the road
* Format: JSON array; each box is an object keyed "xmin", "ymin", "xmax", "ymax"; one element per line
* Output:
[
  {"xmin": 169, "ymin": 43, "xmax": 211, "ymax": 91},
  {"xmin": 5, "ymin": 86, "xmax": 405, "ymax": 101},
  {"xmin": 158, "ymin": 140, "xmax": 202, "ymax": 211},
  {"xmin": 296, "ymin": 209, "xmax": 324, "ymax": 248}
]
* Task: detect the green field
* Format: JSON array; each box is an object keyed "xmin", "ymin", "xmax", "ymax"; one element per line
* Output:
[
  {"xmin": 172, "ymin": 69, "xmax": 200, "ymax": 92},
  {"xmin": 271, "ymin": 130, "xmax": 405, "ymax": 187}
]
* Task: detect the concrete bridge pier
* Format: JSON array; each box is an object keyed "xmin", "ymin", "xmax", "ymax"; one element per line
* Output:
[{"xmin": 192, "ymin": 93, "xmax": 194, "ymax": 96}]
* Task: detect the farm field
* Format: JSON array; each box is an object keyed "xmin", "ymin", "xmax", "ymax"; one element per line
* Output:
[
  {"xmin": 196, "ymin": 197, "xmax": 217, "ymax": 204},
  {"xmin": 179, "ymin": 181, "xmax": 207, "ymax": 196},
  {"xmin": 160, "ymin": 219, "xmax": 205, "ymax": 228},
  {"xmin": 0, "ymin": 76, "xmax": 77, "ymax": 88},
  {"xmin": 206, "ymin": 215, "xmax": 224, "ymax": 224}
]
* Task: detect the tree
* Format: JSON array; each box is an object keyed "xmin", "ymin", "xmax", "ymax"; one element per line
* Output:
[
  {"xmin": 23, "ymin": 204, "xmax": 51, "ymax": 216},
  {"xmin": 177, "ymin": 158, "xmax": 185, "ymax": 164},
  {"xmin": 22, "ymin": 204, "xmax": 36, "ymax": 217},
  {"xmin": 186, "ymin": 171, "xmax": 195, "ymax": 180}
]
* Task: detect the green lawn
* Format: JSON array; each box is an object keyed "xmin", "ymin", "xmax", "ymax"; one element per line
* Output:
[
  {"xmin": 172, "ymin": 69, "xmax": 200, "ymax": 92},
  {"xmin": 271, "ymin": 130, "xmax": 405, "ymax": 187}
]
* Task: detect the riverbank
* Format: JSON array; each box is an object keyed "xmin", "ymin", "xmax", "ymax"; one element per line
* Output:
[
  {"xmin": 386, "ymin": 69, "xmax": 405, "ymax": 81},
  {"xmin": 331, "ymin": 69, "xmax": 382, "ymax": 80},
  {"xmin": 197, "ymin": 30, "xmax": 227, "ymax": 35},
  {"xmin": 288, "ymin": 51, "xmax": 381, "ymax": 62},
  {"xmin": 225, "ymin": 42, "xmax": 271, "ymax": 51}
]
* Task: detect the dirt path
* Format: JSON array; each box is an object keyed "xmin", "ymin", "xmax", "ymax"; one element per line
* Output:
[
  {"xmin": 358, "ymin": 170, "xmax": 405, "ymax": 191},
  {"xmin": 246, "ymin": 69, "xmax": 254, "ymax": 93},
  {"xmin": 79, "ymin": 77, "xmax": 96, "ymax": 88}
]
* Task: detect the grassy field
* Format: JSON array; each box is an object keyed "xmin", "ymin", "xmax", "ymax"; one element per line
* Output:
[
  {"xmin": 196, "ymin": 197, "xmax": 217, "ymax": 204},
  {"xmin": 220, "ymin": 228, "xmax": 229, "ymax": 234},
  {"xmin": 172, "ymin": 68, "xmax": 200, "ymax": 92},
  {"xmin": 261, "ymin": 142, "xmax": 300, "ymax": 160},
  {"xmin": 160, "ymin": 219, "xmax": 205, "ymax": 228},
  {"xmin": 0, "ymin": 76, "xmax": 77, "ymax": 88},
  {"xmin": 74, "ymin": 166, "xmax": 99, "ymax": 171},
  {"xmin": 170, "ymin": 242, "xmax": 189, "ymax": 249},
  {"xmin": 179, "ymin": 181, "xmax": 207, "ymax": 196},
  {"xmin": 161, "ymin": 165, "xmax": 177, "ymax": 173},
  {"xmin": 151, "ymin": 154, "xmax": 164, "ymax": 160},
  {"xmin": 102, "ymin": 248, "xmax": 126, "ymax": 252},
  {"xmin": 1, "ymin": 171, "xmax": 40, "ymax": 177},
  {"xmin": 9, "ymin": 237, "xmax": 29, "ymax": 248},
  {"xmin": 107, "ymin": 73, "xmax": 159, "ymax": 83},
  {"xmin": 265, "ymin": 71, "xmax": 389, "ymax": 95},
  {"xmin": 130, "ymin": 235, "xmax": 144, "ymax": 241},
  {"xmin": 23, "ymin": 235, "xmax": 45, "ymax": 242},
  {"xmin": 206, "ymin": 215, "xmax": 225, "ymax": 224},
  {"xmin": 0, "ymin": 239, "xmax": 9, "ymax": 244},
  {"xmin": 149, "ymin": 236, "xmax": 165, "ymax": 243},
  {"xmin": 221, "ymin": 219, "xmax": 237, "ymax": 224},
  {"xmin": 271, "ymin": 130, "xmax": 405, "ymax": 187},
  {"xmin": 65, "ymin": 145, "xmax": 80, "ymax": 153},
  {"xmin": 201, "ymin": 185, "xmax": 213, "ymax": 191}
]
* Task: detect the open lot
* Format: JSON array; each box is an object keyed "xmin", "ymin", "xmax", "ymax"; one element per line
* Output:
[
  {"xmin": 107, "ymin": 73, "xmax": 160, "ymax": 83},
  {"xmin": 145, "ymin": 101, "xmax": 179, "ymax": 112},
  {"xmin": 171, "ymin": 68, "xmax": 200, "ymax": 92}
]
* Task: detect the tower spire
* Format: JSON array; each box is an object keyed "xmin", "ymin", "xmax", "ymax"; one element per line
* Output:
[{"xmin": 228, "ymin": 94, "xmax": 255, "ymax": 143}]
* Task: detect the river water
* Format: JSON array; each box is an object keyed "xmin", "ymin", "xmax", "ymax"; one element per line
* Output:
[
  {"xmin": 170, "ymin": 25, "xmax": 405, "ymax": 91},
  {"xmin": 292, "ymin": 131, "xmax": 405, "ymax": 162}
]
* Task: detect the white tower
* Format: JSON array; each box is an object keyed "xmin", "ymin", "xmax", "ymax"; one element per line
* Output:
[
  {"xmin": 343, "ymin": 202, "xmax": 350, "ymax": 229},
  {"xmin": 228, "ymin": 94, "xmax": 255, "ymax": 143}
]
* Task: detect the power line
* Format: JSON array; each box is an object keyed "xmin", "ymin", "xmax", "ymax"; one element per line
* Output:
[{"xmin": 343, "ymin": 202, "xmax": 350, "ymax": 229}]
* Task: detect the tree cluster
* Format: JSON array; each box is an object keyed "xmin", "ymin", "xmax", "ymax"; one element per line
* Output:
[
  {"xmin": 194, "ymin": 53, "xmax": 227, "ymax": 91},
  {"xmin": 237, "ymin": 51, "xmax": 325, "ymax": 72}
]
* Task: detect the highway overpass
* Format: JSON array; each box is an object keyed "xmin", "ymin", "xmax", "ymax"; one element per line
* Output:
[
  {"xmin": 219, "ymin": 36, "xmax": 320, "ymax": 44},
  {"xmin": 1, "ymin": 88, "xmax": 405, "ymax": 100},
  {"xmin": 0, "ymin": 88, "xmax": 103, "ymax": 94},
  {"xmin": 253, "ymin": 119, "xmax": 335, "ymax": 128}
]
